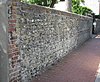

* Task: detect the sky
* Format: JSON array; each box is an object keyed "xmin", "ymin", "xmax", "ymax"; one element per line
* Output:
[{"xmin": 81, "ymin": 0, "xmax": 99, "ymax": 15}]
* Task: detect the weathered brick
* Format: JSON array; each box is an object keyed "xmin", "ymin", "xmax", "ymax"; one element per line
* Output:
[
  {"xmin": 9, "ymin": 24, "xmax": 16, "ymax": 27},
  {"xmin": 12, "ymin": 56, "xmax": 18, "ymax": 60},
  {"xmin": 12, "ymin": 10, "xmax": 17, "ymax": 14},
  {"xmin": 9, "ymin": 44, "xmax": 16, "ymax": 48},
  {"xmin": 9, "ymin": 20, "xmax": 16, "ymax": 23},
  {"xmin": 10, "ymin": 77, "xmax": 17, "ymax": 82},
  {"xmin": 9, "ymin": 51, "xmax": 19, "ymax": 57},
  {"xmin": 8, "ymin": 0, "xmax": 21, "ymax": 81},
  {"xmin": 9, "ymin": 48, "xmax": 19, "ymax": 53},
  {"xmin": 8, "ymin": 27, "xmax": 16, "ymax": 32},
  {"xmin": 11, "ymin": 14, "xmax": 16, "ymax": 18},
  {"xmin": 12, "ymin": 2, "xmax": 18, "ymax": 6},
  {"xmin": 13, "ymin": 80, "xmax": 17, "ymax": 82}
]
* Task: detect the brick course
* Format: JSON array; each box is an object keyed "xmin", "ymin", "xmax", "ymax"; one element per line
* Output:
[{"xmin": 8, "ymin": 0, "xmax": 21, "ymax": 82}]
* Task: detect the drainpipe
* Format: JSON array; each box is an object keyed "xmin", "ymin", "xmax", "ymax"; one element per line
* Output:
[{"xmin": 92, "ymin": 13, "xmax": 96, "ymax": 34}]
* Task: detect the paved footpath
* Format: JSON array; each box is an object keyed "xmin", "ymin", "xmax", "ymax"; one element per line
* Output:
[{"xmin": 32, "ymin": 34, "xmax": 100, "ymax": 82}]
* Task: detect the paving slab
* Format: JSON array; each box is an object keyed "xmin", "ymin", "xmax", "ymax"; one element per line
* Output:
[{"xmin": 32, "ymin": 34, "xmax": 100, "ymax": 82}]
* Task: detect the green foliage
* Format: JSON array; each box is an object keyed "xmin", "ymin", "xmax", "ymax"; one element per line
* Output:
[
  {"xmin": 21, "ymin": 0, "xmax": 93, "ymax": 16},
  {"xmin": 72, "ymin": 0, "xmax": 93, "ymax": 16},
  {"xmin": 21, "ymin": 0, "xmax": 51, "ymax": 6}
]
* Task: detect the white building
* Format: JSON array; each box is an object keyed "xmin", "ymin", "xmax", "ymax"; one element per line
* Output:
[
  {"xmin": 54, "ymin": 0, "xmax": 72, "ymax": 12},
  {"xmin": 81, "ymin": 0, "xmax": 100, "ymax": 15},
  {"xmin": 54, "ymin": 1, "xmax": 67, "ymax": 11},
  {"xmin": 55, "ymin": 0, "xmax": 100, "ymax": 15}
]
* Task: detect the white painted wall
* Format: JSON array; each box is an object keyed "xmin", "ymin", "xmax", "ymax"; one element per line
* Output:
[
  {"xmin": 55, "ymin": 0, "xmax": 99, "ymax": 15},
  {"xmin": 54, "ymin": 1, "xmax": 67, "ymax": 11},
  {"xmin": 81, "ymin": 0, "xmax": 99, "ymax": 15},
  {"xmin": 54, "ymin": 0, "xmax": 72, "ymax": 12}
]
